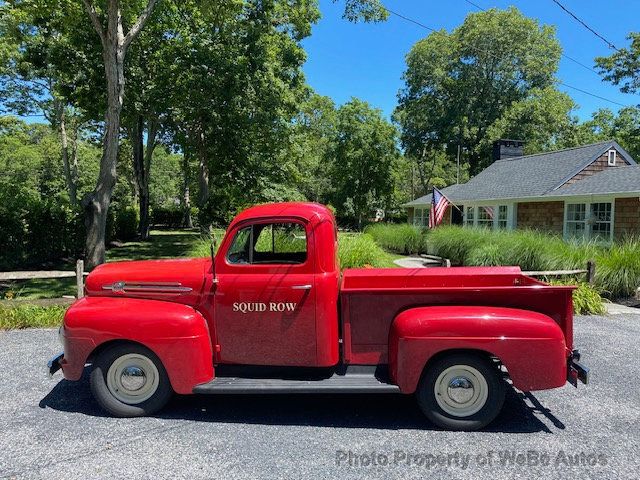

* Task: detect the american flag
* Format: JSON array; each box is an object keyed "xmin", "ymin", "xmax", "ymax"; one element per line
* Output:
[
  {"xmin": 482, "ymin": 206, "xmax": 494, "ymax": 219},
  {"xmin": 429, "ymin": 187, "xmax": 450, "ymax": 229}
]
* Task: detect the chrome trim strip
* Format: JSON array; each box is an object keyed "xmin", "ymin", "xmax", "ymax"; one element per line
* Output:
[{"xmin": 102, "ymin": 281, "xmax": 193, "ymax": 294}]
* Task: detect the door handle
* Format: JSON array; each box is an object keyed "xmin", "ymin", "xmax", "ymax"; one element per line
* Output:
[{"xmin": 291, "ymin": 284, "xmax": 312, "ymax": 290}]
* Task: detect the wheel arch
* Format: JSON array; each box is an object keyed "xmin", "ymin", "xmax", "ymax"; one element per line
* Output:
[
  {"xmin": 389, "ymin": 305, "xmax": 568, "ymax": 393},
  {"xmin": 62, "ymin": 297, "xmax": 215, "ymax": 394},
  {"xmin": 418, "ymin": 348, "xmax": 503, "ymax": 383}
]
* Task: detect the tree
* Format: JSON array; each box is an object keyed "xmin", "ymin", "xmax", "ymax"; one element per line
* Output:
[
  {"xmin": 395, "ymin": 7, "xmax": 562, "ymax": 180},
  {"xmin": 573, "ymin": 107, "xmax": 640, "ymax": 160},
  {"xmin": 596, "ymin": 32, "xmax": 640, "ymax": 94},
  {"xmin": 164, "ymin": 0, "xmax": 320, "ymax": 229},
  {"xmin": 288, "ymin": 93, "xmax": 338, "ymax": 202},
  {"xmin": 0, "ymin": 1, "xmax": 85, "ymax": 206},
  {"xmin": 80, "ymin": 0, "xmax": 159, "ymax": 267},
  {"xmin": 329, "ymin": 98, "xmax": 399, "ymax": 227},
  {"xmin": 486, "ymin": 86, "xmax": 577, "ymax": 154}
]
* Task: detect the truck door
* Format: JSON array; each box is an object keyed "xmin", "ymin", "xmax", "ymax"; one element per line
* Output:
[{"xmin": 213, "ymin": 220, "xmax": 317, "ymax": 366}]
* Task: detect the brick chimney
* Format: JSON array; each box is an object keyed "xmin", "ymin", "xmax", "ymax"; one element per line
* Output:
[{"xmin": 492, "ymin": 139, "xmax": 524, "ymax": 162}]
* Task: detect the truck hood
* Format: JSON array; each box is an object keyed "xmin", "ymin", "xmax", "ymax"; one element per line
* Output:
[{"xmin": 84, "ymin": 258, "xmax": 210, "ymax": 306}]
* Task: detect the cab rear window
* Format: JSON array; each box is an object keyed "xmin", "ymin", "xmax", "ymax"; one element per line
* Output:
[{"xmin": 227, "ymin": 222, "xmax": 307, "ymax": 265}]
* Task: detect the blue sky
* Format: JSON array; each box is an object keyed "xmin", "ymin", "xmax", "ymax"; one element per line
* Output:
[{"xmin": 302, "ymin": 0, "xmax": 639, "ymax": 121}]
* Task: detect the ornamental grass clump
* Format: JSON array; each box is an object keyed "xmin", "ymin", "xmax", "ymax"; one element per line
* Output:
[
  {"xmin": 595, "ymin": 238, "xmax": 640, "ymax": 298},
  {"xmin": 426, "ymin": 226, "xmax": 492, "ymax": 265},
  {"xmin": 365, "ymin": 223, "xmax": 426, "ymax": 254},
  {"xmin": 337, "ymin": 233, "xmax": 394, "ymax": 268}
]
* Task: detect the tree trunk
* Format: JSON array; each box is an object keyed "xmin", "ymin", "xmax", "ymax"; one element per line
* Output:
[
  {"xmin": 81, "ymin": 0, "xmax": 159, "ymax": 267},
  {"xmin": 182, "ymin": 150, "xmax": 193, "ymax": 228},
  {"xmin": 196, "ymin": 129, "xmax": 210, "ymax": 233},
  {"xmin": 58, "ymin": 103, "xmax": 78, "ymax": 207},
  {"xmin": 140, "ymin": 121, "xmax": 157, "ymax": 239},
  {"xmin": 84, "ymin": 25, "xmax": 125, "ymax": 268},
  {"xmin": 131, "ymin": 116, "xmax": 157, "ymax": 240}
]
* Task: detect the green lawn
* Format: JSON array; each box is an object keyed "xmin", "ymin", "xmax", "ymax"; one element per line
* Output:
[{"xmin": 1, "ymin": 229, "xmax": 203, "ymax": 301}]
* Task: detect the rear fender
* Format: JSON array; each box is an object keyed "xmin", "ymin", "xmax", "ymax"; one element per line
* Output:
[
  {"xmin": 389, "ymin": 306, "xmax": 567, "ymax": 393},
  {"xmin": 62, "ymin": 297, "xmax": 213, "ymax": 394}
]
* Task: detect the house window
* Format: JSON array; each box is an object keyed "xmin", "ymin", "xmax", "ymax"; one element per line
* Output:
[
  {"xmin": 590, "ymin": 202, "xmax": 612, "ymax": 240},
  {"xmin": 565, "ymin": 202, "xmax": 613, "ymax": 241},
  {"xmin": 497, "ymin": 205, "xmax": 508, "ymax": 229},
  {"xmin": 608, "ymin": 150, "xmax": 617, "ymax": 166},
  {"xmin": 565, "ymin": 203, "xmax": 586, "ymax": 238},
  {"xmin": 413, "ymin": 207, "xmax": 427, "ymax": 227},
  {"xmin": 464, "ymin": 206, "xmax": 475, "ymax": 226},
  {"xmin": 464, "ymin": 205, "xmax": 511, "ymax": 230},
  {"xmin": 477, "ymin": 206, "xmax": 494, "ymax": 228}
]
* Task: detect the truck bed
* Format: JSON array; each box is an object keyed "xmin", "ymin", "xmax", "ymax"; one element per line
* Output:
[{"xmin": 340, "ymin": 267, "xmax": 575, "ymax": 365}]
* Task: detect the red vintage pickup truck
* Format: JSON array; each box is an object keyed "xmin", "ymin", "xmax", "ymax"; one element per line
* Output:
[{"xmin": 48, "ymin": 202, "xmax": 588, "ymax": 430}]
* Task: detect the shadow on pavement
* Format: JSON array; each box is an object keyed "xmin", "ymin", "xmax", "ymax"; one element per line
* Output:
[{"xmin": 40, "ymin": 373, "xmax": 564, "ymax": 433}]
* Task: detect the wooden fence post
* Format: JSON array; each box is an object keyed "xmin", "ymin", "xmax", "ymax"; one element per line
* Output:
[
  {"xmin": 76, "ymin": 259, "xmax": 84, "ymax": 298},
  {"xmin": 586, "ymin": 260, "xmax": 595, "ymax": 285}
]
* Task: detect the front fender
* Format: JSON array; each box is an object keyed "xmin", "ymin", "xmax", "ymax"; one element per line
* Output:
[
  {"xmin": 62, "ymin": 297, "xmax": 213, "ymax": 394},
  {"xmin": 389, "ymin": 306, "xmax": 567, "ymax": 393}
]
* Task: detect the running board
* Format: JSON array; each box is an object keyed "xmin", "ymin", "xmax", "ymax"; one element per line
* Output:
[{"xmin": 193, "ymin": 369, "xmax": 400, "ymax": 394}]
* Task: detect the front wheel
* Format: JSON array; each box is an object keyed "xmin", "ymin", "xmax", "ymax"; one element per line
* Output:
[
  {"xmin": 90, "ymin": 343, "xmax": 173, "ymax": 417},
  {"xmin": 416, "ymin": 353, "xmax": 505, "ymax": 431}
]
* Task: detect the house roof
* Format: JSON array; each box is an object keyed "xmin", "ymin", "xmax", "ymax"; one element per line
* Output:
[
  {"xmin": 404, "ymin": 140, "xmax": 637, "ymax": 206},
  {"xmin": 553, "ymin": 165, "xmax": 640, "ymax": 196}
]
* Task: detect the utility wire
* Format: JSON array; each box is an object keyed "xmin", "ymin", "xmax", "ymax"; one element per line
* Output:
[
  {"xmin": 550, "ymin": 0, "xmax": 619, "ymax": 51},
  {"xmin": 463, "ymin": 0, "xmax": 598, "ymax": 76},
  {"xmin": 381, "ymin": 3, "xmax": 629, "ymax": 108}
]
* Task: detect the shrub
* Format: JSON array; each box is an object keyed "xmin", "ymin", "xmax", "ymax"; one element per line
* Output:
[
  {"xmin": 0, "ymin": 304, "xmax": 66, "ymax": 329},
  {"xmin": 365, "ymin": 223, "xmax": 426, "ymax": 254},
  {"xmin": 549, "ymin": 281, "xmax": 605, "ymax": 316},
  {"xmin": 571, "ymin": 283, "xmax": 606, "ymax": 315},
  {"xmin": 113, "ymin": 205, "xmax": 139, "ymax": 241},
  {"xmin": 0, "ymin": 189, "xmax": 84, "ymax": 268},
  {"xmin": 151, "ymin": 206, "xmax": 185, "ymax": 228}
]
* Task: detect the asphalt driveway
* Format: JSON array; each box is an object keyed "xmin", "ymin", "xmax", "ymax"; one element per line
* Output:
[{"xmin": 1, "ymin": 313, "xmax": 639, "ymax": 480}]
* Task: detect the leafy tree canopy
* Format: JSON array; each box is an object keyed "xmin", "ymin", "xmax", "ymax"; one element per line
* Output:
[{"xmin": 395, "ymin": 7, "xmax": 562, "ymax": 178}]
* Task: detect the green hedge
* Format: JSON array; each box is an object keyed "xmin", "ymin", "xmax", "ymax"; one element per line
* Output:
[
  {"xmin": 151, "ymin": 206, "xmax": 186, "ymax": 228},
  {"xmin": 0, "ymin": 192, "xmax": 84, "ymax": 269}
]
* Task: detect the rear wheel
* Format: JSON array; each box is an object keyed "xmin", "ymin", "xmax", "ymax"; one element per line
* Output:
[
  {"xmin": 90, "ymin": 343, "xmax": 172, "ymax": 417},
  {"xmin": 416, "ymin": 353, "xmax": 505, "ymax": 431}
]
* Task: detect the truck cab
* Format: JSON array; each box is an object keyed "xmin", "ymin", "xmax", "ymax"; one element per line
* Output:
[
  {"xmin": 212, "ymin": 203, "xmax": 340, "ymax": 367},
  {"xmin": 50, "ymin": 202, "xmax": 588, "ymax": 431}
]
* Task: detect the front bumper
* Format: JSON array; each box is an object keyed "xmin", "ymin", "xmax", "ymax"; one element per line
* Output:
[
  {"xmin": 48, "ymin": 352, "xmax": 64, "ymax": 377},
  {"xmin": 568, "ymin": 349, "xmax": 589, "ymax": 387}
]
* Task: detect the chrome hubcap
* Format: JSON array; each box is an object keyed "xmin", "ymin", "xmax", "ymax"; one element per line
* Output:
[
  {"xmin": 120, "ymin": 366, "xmax": 146, "ymax": 391},
  {"xmin": 447, "ymin": 376, "xmax": 475, "ymax": 404},
  {"xmin": 106, "ymin": 353, "xmax": 159, "ymax": 405},
  {"xmin": 434, "ymin": 365, "xmax": 488, "ymax": 417}
]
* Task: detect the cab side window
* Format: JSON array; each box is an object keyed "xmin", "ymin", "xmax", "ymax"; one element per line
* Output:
[{"xmin": 226, "ymin": 222, "xmax": 307, "ymax": 265}]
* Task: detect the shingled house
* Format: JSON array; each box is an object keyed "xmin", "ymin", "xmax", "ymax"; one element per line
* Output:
[{"xmin": 405, "ymin": 140, "xmax": 640, "ymax": 241}]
